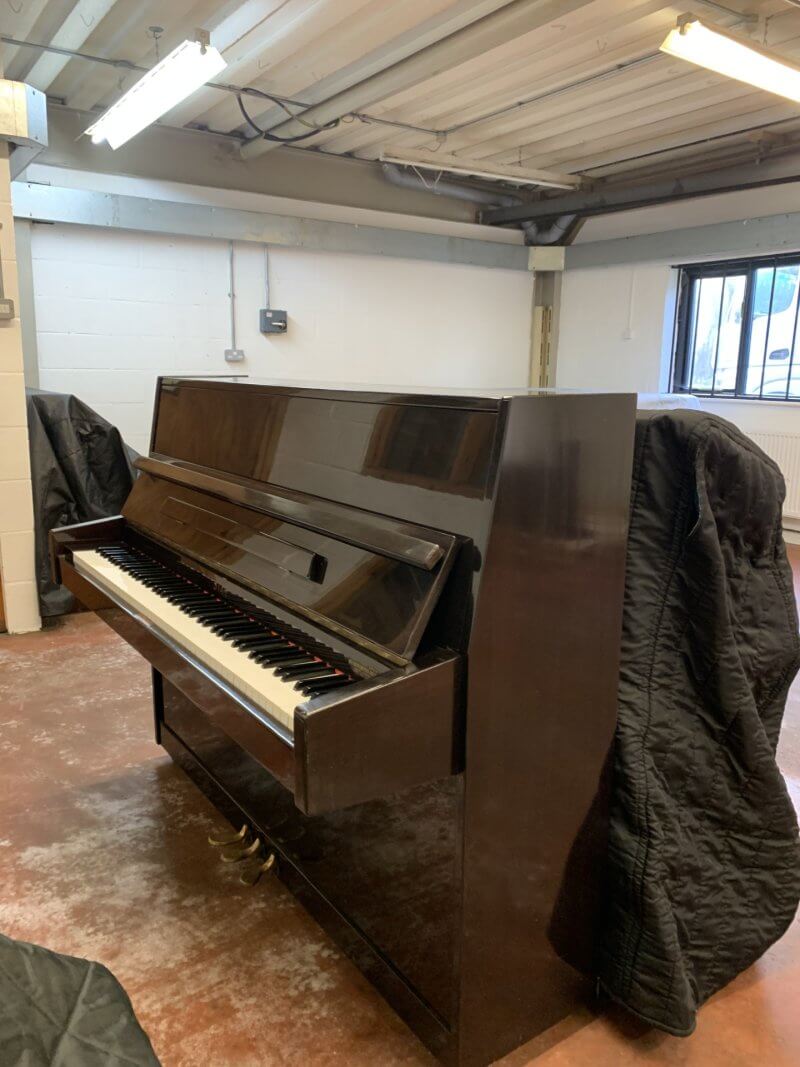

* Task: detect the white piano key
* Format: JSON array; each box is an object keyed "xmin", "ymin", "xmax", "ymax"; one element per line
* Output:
[{"xmin": 73, "ymin": 548, "xmax": 307, "ymax": 734}]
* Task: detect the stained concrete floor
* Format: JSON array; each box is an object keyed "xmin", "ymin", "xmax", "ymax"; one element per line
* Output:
[{"xmin": 1, "ymin": 551, "xmax": 799, "ymax": 1067}]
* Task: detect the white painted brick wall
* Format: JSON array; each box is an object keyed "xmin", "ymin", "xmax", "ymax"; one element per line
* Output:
[{"xmin": 31, "ymin": 224, "xmax": 532, "ymax": 457}]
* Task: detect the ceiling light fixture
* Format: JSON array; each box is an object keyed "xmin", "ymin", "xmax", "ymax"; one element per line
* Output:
[
  {"xmin": 380, "ymin": 149, "xmax": 581, "ymax": 190},
  {"xmin": 86, "ymin": 30, "xmax": 225, "ymax": 149},
  {"xmin": 660, "ymin": 15, "xmax": 800, "ymax": 102}
]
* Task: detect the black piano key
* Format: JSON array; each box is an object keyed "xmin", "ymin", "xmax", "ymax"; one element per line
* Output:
[
  {"xmin": 247, "ymin": 644, "xmax": 292, "ymax": 660},
  {"xmin": 233, "ymin": 636, "xmax": 284, "ymax": 650},
  {"xmin": 292, "ymin": 672, "xmax": 340, "ymax": 688},
  {"xmin": 215, "ymin": 626, "xmax": 265, "ymax": 640},
  {"xmin": 300, "ymin": 676, "xmax": 352, "ymax": 697},
  {"xmin": 288, "ymin": 670, "xmax": 337, "ymax": 685},
  {"xmin": 301, "ymin": 673, "xmax": 352, "ymax": 690},
  {"xmin": 206, "ymin": 614, "xmax": 244, "ymax": 627},
  {"xmin": 206, "ymin": 613, "xmax": 246, "ymax": 625},
  {"xmin": 253, "ymin": 651, "xmax": 307, "ymax": 667},
  {"xmin": 251, "ymin": 645, "xmax": 302, "ymax": 660},
  {"xmin": 274, "ymin": 660, "xmax": 324, "ymax": 678}
]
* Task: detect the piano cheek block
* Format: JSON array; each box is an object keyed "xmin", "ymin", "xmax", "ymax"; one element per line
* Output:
[{"xmin": 293, "ymin": 655, "xmax": 462, "ymax": 816}]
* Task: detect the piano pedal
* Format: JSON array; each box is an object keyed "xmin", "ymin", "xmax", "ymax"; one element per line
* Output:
[
  {"xmin": 240, "ymin": 851, "xmax": 277, "ymax": 887},
  {"xmin": 221, "ymin": 836, "xmax": 262, "ymax": 864},
  {"xmin": 208, "ymin": 823, "xmax": 249, "ymax": 848}
]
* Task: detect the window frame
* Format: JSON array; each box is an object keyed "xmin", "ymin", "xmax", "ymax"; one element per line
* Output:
[{"xmin": 671, "ymin": 252, "xmax": 800, "ymax": 402}]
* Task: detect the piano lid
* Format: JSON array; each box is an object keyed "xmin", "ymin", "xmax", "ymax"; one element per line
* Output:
[{"xmin": 160, "ymin": 375, "xmax": 580, "ymax": 404}]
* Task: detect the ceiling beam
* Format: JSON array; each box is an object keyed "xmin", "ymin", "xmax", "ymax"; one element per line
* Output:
[
  {"xmin": 240, "ymin": 0, "xmax": 596, "ymax": 160},
  {"xmin": 24, "ymin": 0, "xmax": 119, "ymax": 93},
  {"xmin": 480, "ymin": 151, "xmax": 800, "ymax": 227},
  {"xmin": 565, "ymin": 207, "xmax": 800, "ymax": 270},
  {"xmin": 11, "ymin": 183, "xmax": 530, "ymax": 271},
  {"xmin": 0, "ymin": 0, "xmax": 51, "ymax": 77}
]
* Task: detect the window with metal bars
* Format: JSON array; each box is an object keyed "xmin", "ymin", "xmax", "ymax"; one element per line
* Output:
[{"xmin": 672, "ymin": 254, "xmax": 800, "ymax": 401}]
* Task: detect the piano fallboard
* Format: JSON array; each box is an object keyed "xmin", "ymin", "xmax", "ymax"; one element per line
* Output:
[{"xmin": 123, "ymin": 464, "xmax": 459, "ymax": 664}]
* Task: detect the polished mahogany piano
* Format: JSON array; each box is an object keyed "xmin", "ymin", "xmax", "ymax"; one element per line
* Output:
[{"xmin": 51, "ymin": 377, "xmax": 635, "ymax": 1066}]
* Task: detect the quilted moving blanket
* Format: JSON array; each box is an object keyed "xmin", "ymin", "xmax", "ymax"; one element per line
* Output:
[
  {"xmin": 0, "ymin": 933, "xmax": 159, "ymax": 1066},
  {"xmin": 602, "ymin": 409, "xmax": 800, "ymax": 1034}
]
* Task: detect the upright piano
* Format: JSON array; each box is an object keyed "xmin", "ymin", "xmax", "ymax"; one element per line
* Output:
[{"xmin": 51, "ymin": 378, "xmax": 635, "ymax": 1066}]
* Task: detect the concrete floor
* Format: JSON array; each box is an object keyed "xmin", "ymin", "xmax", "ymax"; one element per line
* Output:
[{"xmin": 1, "ymin": 551, "xmax": 799, "ymax": 1067}]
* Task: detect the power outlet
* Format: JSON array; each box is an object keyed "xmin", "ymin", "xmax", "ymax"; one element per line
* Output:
[
  {"xmin": 224, "ymin": 348, "xmax": 245, "ymax": 362},
  {"xmin": 260, "ymin": 308, "xmax": 287, "ymax": 334}
]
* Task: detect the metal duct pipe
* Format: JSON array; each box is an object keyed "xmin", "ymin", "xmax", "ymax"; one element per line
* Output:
[
  {"xmin": 241, "ymin": 0, "xmax": 596, "ymax": 159},
  {"xmin": 381, "ymin": 162, "xmax": 521, "ymax": 207},
  {"xmin": 523, "ymin": 213, "xmax": 579, "ymax": 245}
]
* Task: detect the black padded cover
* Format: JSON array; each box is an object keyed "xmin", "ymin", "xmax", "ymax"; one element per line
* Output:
[
  {"xmin": 0, "ymin": 933, "xmax": 159, "ymax": 1065},
  {"xmin": 26, "ymin": 390, "xmax": 136, "ymax": 616},
  {"xmin": 603, "ymin": 410, "xmax": 800, "ymax": 1034}
]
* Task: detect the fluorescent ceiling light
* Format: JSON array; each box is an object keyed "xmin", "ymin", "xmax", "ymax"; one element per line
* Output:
[
  {"xmin": 381, "ymin": 149, "xmax": 581, "ymax": 190},
  {"xmin": 660, "ymin": 16, "xmax": 800, "ymax": 102},
  {"xmin": 86, "ymin": 37, "xmax": 226, "ymax": 149}
]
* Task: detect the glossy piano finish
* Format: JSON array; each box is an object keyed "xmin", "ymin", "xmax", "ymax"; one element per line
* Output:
[
  {"xmin": 160, "ymin": 677, "xmax": 462, "ymax": 1049},
  {"xmin": 150, "ymin": 382, "xmax": 500, "ymax": 535},
  {"xmin": 51, "ymin": 379, "xmax": 637, "ymax": 1067},
  {"xmin": 458, "ymin": 392, "xmax": 634, "ymax": 1065}
]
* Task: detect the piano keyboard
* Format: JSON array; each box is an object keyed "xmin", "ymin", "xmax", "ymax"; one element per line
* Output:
[{"xmin": 72, "ymin": 544, "xmax": 356, "ymax": 734}]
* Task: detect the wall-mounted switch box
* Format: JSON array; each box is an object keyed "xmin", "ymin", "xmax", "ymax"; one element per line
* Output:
[
  {"xmin": 224, "ymin": 348, "xmax": 245, "ymax": 362},
  {"xmin": 260, "ymin": 308, "xmax": 287, "ymax": 334},
  {"xmin": 0, "ymin": 297, "xmax": 15, "ymax": 320}
]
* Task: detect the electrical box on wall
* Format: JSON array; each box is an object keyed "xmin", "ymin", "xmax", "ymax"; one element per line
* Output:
[{"xmin": 260, "ymin": 308, "xmax": 287, "ymax": 334}]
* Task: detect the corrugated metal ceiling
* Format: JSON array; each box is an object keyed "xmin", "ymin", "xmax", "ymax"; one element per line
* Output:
[{"xmin": 2, "ymin": 0, "xmax": 799, "ymax": 189}]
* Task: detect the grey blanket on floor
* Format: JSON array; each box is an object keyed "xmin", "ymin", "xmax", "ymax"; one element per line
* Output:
[
  {"xmin": 0, "ymin": 933, "xmax": 159, "ymax": 1066},
  {"xmin": 602, "ymin": 410, "xmax": 800, "ymax": 1034}
]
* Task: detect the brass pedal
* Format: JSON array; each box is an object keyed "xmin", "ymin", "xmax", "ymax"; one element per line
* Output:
[
  {"xmin": 208, "ymin": 823, "xmax": 249, "ymax": 848},
  {"xmin": 221, "ymin": 836, "xmax": 262, "ymax": 863},
  {"xmin": 240, "ymin": 851, "xmax": 276, "ymax": 886}
]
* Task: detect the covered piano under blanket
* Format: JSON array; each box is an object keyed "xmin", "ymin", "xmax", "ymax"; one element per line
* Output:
[
  {"xmin": 51, "ymin": 378, "xmax": 636, "ymax": 1067},
  {"xmin": 602, "ymin": 410, "xmax": 800, "ymax": 1036}
]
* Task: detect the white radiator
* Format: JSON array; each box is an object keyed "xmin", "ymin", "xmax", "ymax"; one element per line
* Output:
[{"xmin": 749, "ymin": 432, "xmax": 800, "ymax": 523}]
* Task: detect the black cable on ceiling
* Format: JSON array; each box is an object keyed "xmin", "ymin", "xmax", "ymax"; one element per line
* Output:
[{"xmin": 236, "ymin": 93, "xmax": 340, "ymax": 143}]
